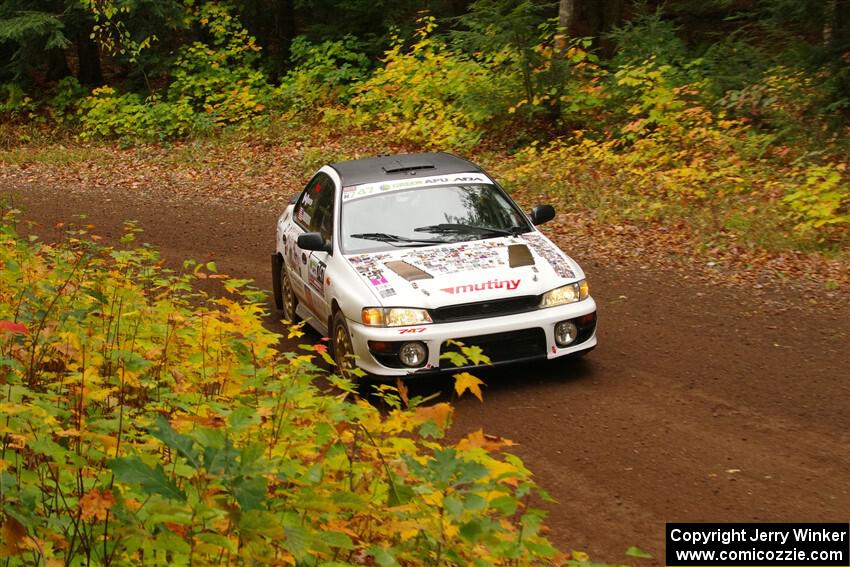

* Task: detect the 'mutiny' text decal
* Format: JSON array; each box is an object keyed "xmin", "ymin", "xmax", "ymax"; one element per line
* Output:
[{"xmin": 442, "ymin": 279, "xmax": 521, "ymax": 295}]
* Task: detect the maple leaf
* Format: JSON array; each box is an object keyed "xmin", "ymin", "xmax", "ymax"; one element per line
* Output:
[
  {"xmin": 460, "ymin": 345, "xmax": 490, "ymax": 366},
  {"xmin": 79, "ymin": 489, "xmax": 115, "ymax": 522},
  {"xmin": 453, "ymin": 372, "xmax": 484, "ymax": 402},
  {"xmin": 456, "ymin": 428, "xmax": 514, "ymax": 452},
  {"xmin": 413, "ymin": 402, "xmax": 453, "ymax": 429},
  {"xmin": 0, "ymin": 515, "xmax": 27, "ymax": 556}
]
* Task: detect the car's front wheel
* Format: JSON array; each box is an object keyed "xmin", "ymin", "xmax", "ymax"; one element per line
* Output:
[
  {"xmin": 332, "ymin": 310, "xmax": 356, "ymax": 378},
  {"xmin": 281, "ymin": 263, "xmax": 300, "ymax": 323}
]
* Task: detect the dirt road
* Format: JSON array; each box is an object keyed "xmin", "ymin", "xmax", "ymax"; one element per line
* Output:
[{"xmin": 4, "ymin": 180, "xmax": 848, "ymax": 564}]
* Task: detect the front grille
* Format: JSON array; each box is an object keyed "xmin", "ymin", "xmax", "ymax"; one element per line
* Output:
[
  {"xmin": 440, "ymin": 328, "xmax": 546, "ymax": 368},
  {"xmin": 429, "ymin": 295, "xmax": 540, "ymax": 323}
]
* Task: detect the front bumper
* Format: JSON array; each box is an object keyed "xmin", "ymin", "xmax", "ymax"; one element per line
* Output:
[{"xmin": 345, "ymin": 297, "xmax": 598, "ymax": 376}]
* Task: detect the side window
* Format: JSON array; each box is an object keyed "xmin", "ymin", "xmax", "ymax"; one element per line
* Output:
[{"xmin": 294, "ymin": 173, "xmax": 336, "ymax": 242}]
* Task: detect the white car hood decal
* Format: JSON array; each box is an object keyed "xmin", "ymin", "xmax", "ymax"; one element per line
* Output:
[{"xmin": 345, "ymin": 234, "xmax": 578, "ymax": 307}]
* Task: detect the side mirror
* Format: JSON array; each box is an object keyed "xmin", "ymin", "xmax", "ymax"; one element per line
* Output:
[
  {"xmin": 297, "ymin": 232, "xmax": 331, "ymax": 252},
  {"xmin": 529, "ymin": 204, "xmax": 555, "ymax": 225}
]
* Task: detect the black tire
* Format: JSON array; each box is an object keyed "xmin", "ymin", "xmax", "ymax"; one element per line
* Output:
[
  {"xmin": 280, "ymin": 262, "xmax": 300, "ymax": 323},
  {"xmin": 331, "ymin": 310, "xmax": 356, "ymax": 378}
]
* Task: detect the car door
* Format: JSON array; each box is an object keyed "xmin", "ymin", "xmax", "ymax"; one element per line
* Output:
[{"xmin": 289, "ymin": 172, "xmax": 335, "ymax": 324}]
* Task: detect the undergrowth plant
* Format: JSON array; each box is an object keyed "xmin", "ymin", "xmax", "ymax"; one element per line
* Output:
[
  {"xmin": 494, "ymin": 58, "xmax": 850, "ymax": 250},
  {"xmin": 0, "ymin": 214, "xmax": 559, "ymax": 565},
  {"xmin": 342, "ymin": 17, "xmax": 517, "ymax": 151}
]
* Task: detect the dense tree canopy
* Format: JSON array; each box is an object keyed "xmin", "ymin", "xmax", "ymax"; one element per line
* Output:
[{"xmin": 1, "ymin": 0, "xmax": 848, "ymax": 102}]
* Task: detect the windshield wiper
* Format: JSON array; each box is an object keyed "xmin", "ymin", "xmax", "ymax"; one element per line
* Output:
[
  {"xmin": 350, "ymin": 232, "xmax": 444, "ymax": 247},
  {"xmin": 414, "ymin": 223, "xmax": 525, "ymax": 237}
]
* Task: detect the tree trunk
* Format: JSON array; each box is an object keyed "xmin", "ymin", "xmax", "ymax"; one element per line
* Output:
[
  {"xmin": 76, "ymin": 24, "xmax": 102, "ymax": 86},
  {"xmin": 558, "ymin": 0, "xmax": 575, "ymax": 35},
  {"xmin": 833, "ymin": 0, "xmax": 849, "ymax": 45},
  {"xmin": 272, "ymin": 0, "xmax": 295, "ymax": 77}
]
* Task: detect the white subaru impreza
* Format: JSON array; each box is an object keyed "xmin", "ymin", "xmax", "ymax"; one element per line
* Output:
[{"xmin": 272, "ymin": 152, "xmax": 597, "ymax": 377}]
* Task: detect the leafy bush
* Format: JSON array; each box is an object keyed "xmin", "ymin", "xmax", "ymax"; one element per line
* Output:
[
  {"xmin": 345, "ymin": 17, "xmax": 517, "ymax": 150},
  {"xmin": 0, "ymin": 83, "xmax": 38, "ymax": 121},
  {"xmin": 168, "ymin": 3, "xmax": 271, "ymax": 126},
  {"xmin": 77, "ymin": 2, "xmax": 273, "ymax": 141},
  {"xmin": 495, "ymin": 56, "xmax": 850, "ymax": 250},
  {"xmin": 783, "ymin": 163, "xmax": 850, "ymax": 238},
  {"xmin": 275, "ymin": 36, "xmax": 371, "ymax": 111},
  {"xmin": 78, "ymin": 86, "xmax": 193, "ymax": 142},
  {"xmin": 47, "ymin": 76, "xmax": 86, "ymax": 124},
  {"xmin": 0, "ymin": 216, "xmax": 559, "ymax": 565}
]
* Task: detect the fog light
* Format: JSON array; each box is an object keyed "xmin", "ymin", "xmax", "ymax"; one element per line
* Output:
[
  {"xmin": 554, "ymin": 321, "xmax": 578, "ymax": 347},
  {"xmin": 399, "ymin": 341, "xmax": 427, "ymax": 367}
]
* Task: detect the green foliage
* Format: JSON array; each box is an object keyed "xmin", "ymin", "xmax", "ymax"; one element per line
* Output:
[
  {"xmin": 168, "ymin": 2, "xmax": 271, "ymax": 125},
  {"xmin": 77, "ymin": 2, "xmax": 273, "ymax": 141},
  {"xmin": 0, "ymin": 10, "xmax": 69, "ymax": 50},
  {"xmin": 346, "ymin": 17, "xmax": 516, "ymax": 150},
  {"xmin": 495, "ymin": 55, "xmax": 850, "ymax": 250},
  {"xmin": 783, "ymin": 163, "xmax": 850, "ymax": 237},
  {"xmin": 0, "ymin": 215, "xmax": 558, "ymax": 565},
  {"xmin": 47, "ymin": 76, "xmax": 85, "ymax": 124},
  {"xmin": 82, "ymin": 0, "xmax": 158, "ymax": 64},
  {"xmin": 451, "ymin": 0, "xmax": 547, "ymax": 103},
  {"xmin": 78, "ymin": 86, "xmax": 193, "ymax": 142},
  {"xmin": 0, "ymin": 83, "xmax": 37, "ymax": 120},
  {"xmin": 275, "ymin": 36, "xmax": 371, "ymax": 111},
  {"xmin": 606, "ymin": 8, "xmax": 688, "ymax": 70}
]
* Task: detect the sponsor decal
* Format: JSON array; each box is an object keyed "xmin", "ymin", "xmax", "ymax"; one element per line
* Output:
[
  {"xmin": 308, "ymin": 256, "xmax": 327, "ymax": 293},
  {"xmin": 342, "ymin": 173, "xmax": 492, "ymax": 201},
  {"xmin": 401, "ymin": 240, "xmax": 506, "ymax": 275},
  {"xmin": 398, "ymin": 327, "xmax": 426, "ymax": 334},
  {"xmin": 521, "ymin": 233, "xmax": 575, "ymax": 279},
  {"xmin": 441, "ymin": 279, "xmax": 520, "ymax": 295},
  {"xmin": 285, "ymin": 228, "xmax": 299, "ymax": 266},
  {"xmin": 348, "ymin": 253, "xmax": 397, "ymax": 298}
]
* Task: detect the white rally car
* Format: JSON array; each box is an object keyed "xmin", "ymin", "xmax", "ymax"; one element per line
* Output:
[{"xmin": 272, "ymin": 153, "xmax": 597, "ymax": 377}]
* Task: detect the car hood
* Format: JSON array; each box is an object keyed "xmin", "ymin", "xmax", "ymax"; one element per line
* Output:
[{"xmin": 343, "ymin": 233, "xmax": 584, "ymax": 308}]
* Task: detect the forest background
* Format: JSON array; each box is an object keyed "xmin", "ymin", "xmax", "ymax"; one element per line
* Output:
[{"xmin": 1, "ymin": 0, "xmax": 849, "ymax": 257}]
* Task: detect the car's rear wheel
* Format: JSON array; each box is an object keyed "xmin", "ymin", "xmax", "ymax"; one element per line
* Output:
[
  {"xmin": 332, "ymin": 310, "xmax": 356, "ymax": 379},
  {"xmin": 281, "ymin": 263, "xmax": 300, "ymax": 323}
]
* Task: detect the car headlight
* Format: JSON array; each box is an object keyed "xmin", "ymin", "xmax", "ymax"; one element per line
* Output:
[
  {"xmin": 361, "ymin": 307, "xmax": 433, "ymax": 327},
  {"xmin": 540, "ymin": 280, "xmax": 589, "ymax": 308}
]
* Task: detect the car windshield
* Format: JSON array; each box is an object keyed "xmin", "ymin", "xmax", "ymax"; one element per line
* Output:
[{"xmin": 340, "ymin": 183, "xmax": 531, "ymax": 254}]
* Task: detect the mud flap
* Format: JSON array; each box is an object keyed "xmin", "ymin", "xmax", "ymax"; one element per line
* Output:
[{"xmin": 271, "ymin": 253, "xmax": 283, "ymax": 310}]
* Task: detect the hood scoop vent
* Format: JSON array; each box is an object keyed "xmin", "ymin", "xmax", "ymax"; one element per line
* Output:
[
  {"xmin": 385, "ymin": 260, "xmax": 433, "ymax": 281},
  {"xmin": 508, "ymin": 244, "xmax": 535, "ymax": 268}
]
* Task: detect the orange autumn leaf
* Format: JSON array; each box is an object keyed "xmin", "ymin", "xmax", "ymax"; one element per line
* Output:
[
  {"xmin": 79, "ymin": 489, "xmax": 115, "ymax": 522},
  {"xmin": 456, "ymin": 429, "xmax": 514, "ymax": 452},
  {"xmin": 0, "ymin": 515, "xmax": 27, "ymax": 556},
  {"xmin": 413, "ymin": 402, "xmax": 452, "ymax": 429}
]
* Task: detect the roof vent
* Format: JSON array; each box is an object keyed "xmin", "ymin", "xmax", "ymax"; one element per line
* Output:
[{"xmin": 381, "ymin": 160, "xmax": 436, "ymax": 175}]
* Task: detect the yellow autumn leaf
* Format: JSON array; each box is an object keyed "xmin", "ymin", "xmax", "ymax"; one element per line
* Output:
[
  {"xmin": 453, "ymin": 372, "xmax": 484, "ymax": 402},
  {"xmin": 290, "ymin": 354, "xmax": 313, "ymax": 367},
  {"xmin": 457, "ymin": 429, "xmax": 514, "ymax": 452}
]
